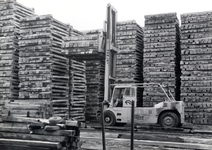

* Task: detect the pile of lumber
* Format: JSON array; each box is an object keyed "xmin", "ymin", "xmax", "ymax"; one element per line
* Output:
[
  {"xmin": 0, "ymin": 0, "xmax": 6, "ymax": 6},
  {"xmin": 63, "ymin": 30, "xmax": 105, "ymax": 121},
  {"xmin": 180, "ymin": 11, "xmax": 212, "ymax": 124},
  {"xmin": 143, "ymin": 13, "xmax": 181, "ymax": 107},
  {"xmin": 0, "ymin": 0, "xmax": 34, "ymax": 121},
  {"xmin": 85, "ymin": 60, "xmax": 105, "ymax": 121},
  {"xmin": 116, "ymin": 20, "xmax": 143, "ymax": 84},
  {"xmin": 18, "ymin": 15, "xmax": 70, "ymax": 118},
  {"xmin": 63, "ymin": 29, "xmax": 104, "ymax": 58},
  {"xmin": 0, "ymin": 107, "xmax": 81, "ymax": 150},
  {"xmin": 69, "ymin": 60, "xmax": 86, "ymax": 122}
]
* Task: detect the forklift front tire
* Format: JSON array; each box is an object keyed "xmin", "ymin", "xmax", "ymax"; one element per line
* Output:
[{"xmin": 104, "ymin": 110, "xmax": 116, "ymax": 126}]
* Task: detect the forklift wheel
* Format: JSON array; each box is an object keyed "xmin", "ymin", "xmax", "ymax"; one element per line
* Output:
[
  {"xmin": 104, "ymin": 110, "xmax": 116, "ymax": 126},
  {"xmin": 159, "ymin": 111, "xmax": 180, "ymax": 128}
]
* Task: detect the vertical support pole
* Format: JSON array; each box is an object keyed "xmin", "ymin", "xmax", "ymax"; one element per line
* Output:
[
  {"xmin": 131, "ymin": 100, "xmax": 135, "ymax": 150},
  {"xmin": 101, "ymin": 102, "xmax": 106, "ymax": 150}
]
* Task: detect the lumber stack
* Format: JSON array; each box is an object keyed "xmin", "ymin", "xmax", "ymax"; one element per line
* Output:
[
  {"xmin": 18, "ymin": 15, "xmax": 70, "ymax": 118},
  {"xmin": 0, "ymin": 0, "xmax": 6, "ymax": 6},
  {"xmin": 116, "ymin": 20, "xmax": 143, "ymax": 84},
  {"xmin": 69, "ymin": 28, "xmax": 83, "ymax": 37},
  {"xmin": 63, "ymin": 30, "xmax": 105, "ymax": 121},
  {"xmin": 0, "ymin": 107, "xmax": 81, "ymax": 150},
  {"xmin": 63, "ymin": 29, "xmax": 104, "ymax": 58},
  {"xmin": 143, "ymin": 13, "xmax": 181, "ymax": 107},
  {"xmin": 69, "ymin": 60, "xmax": 87, "ymax": 122},
  {"xmin": 85, "ymin": 60, "xmax": 105, "ymax": 121},
  {"xmin": 0, "ymin": 0, "xmax": 34, "ymax": 121},
  {"xmin": 181, "ymin": 11, "xmax": 212, "ymax": 124}
]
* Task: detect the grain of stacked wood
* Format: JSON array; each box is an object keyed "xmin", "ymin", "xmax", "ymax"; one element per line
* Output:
[
  {"xmin": 0, "ymin": 0, "xmax": 34, "ymax": 121},
  {"xmin": 181, "ymin": 11, "xmax": 212, "ymax": 124},
  {"xmin": 63, "ymin": 30, "xmax": 105, "ymax": 121},
  {"xmin": 85, "ymin": 60, "xmax": 105, "ymax": 121},
  {"xmin": 143, "ymin": 13, "xmax": 181, "ymax": 107},
  {"xmin": 63, "ymin": 29, "xmax": 104, "ymax": 56},
  {"xmin": 0, "ymin": 0, "xmax": 6, "ymax": 6},
  {"xmin": 18, "ymin": 15, "xmax": 71, "ymax": 118},
  {"xmin": 116, "ymin": 20, "xmax": 143, "ymax": 84},
  {"xmin": 69, "ymin": 60, "xmax": 86, "ymax": 122}
]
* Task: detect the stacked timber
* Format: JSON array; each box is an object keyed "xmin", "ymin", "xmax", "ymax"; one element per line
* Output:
[
  {"xmin": 63, "ymin": 30, "xmax": 105, "ymax": 121},
  {"xmin": 181, "ymin": 11, "xmax": 212, "ymax": 124},
  {"xmin": 0, "ymin": 0, "xmax": 34, "ymax": 121},
  {"xmin": 63, "ymin": 29, "xmax": 104, "ymax": 58},
  {"xmin": 0, "ymin": 105, "xmax": 81, "ymax": 150},
  {"xmin": 0, "ymin": 0, "xmax": 6, "ymax": 6},
  {"xmin": 69, "ymin": 28, "xmax": 83, "ymax": 37},
  {"xmin": 18, "ymin": 15, "xmax": 70, "ymax": 118},
  {"xmin": 116, "ymin": 20, "xmax": 143, "ymax": 84},
  {"xmin": 85, "ymin": 60, "xmax": 105, "ymax": 121},
  {"xmin": 143, "ymin": 13, "xmax": 181, "ymax": 107},
  {"xmin": 69, "ymin": 60, "xmax": 87, "ymax": 122}
]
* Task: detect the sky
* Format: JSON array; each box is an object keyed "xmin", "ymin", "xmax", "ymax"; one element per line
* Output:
[{"xmin": 16, "ymin": 0, "xmax": 212, "ymax": 31}]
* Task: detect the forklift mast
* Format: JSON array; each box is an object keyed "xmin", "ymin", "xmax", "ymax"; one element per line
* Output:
[{"xmin": 104, "ymin": 4, "xmax": 118, "ymax": 102}]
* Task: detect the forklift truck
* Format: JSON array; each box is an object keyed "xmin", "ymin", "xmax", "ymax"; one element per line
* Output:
[
  {"xmin": 103, "ymin": 83, "xmax": 185, "ymax": 128},
  {"xmin": 103, "ymin": 4, "xmax": 185, "ymax": 128}
]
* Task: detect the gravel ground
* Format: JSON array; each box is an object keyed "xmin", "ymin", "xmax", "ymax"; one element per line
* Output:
[{"xmin": 80, "ymin": 122, "xmax": 212, "ymax": 150}]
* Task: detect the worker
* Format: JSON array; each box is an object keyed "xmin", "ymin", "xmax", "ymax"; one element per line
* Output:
[{"xmin": 114, "ymin": 95, "xmax": 123, "ymax": 107}]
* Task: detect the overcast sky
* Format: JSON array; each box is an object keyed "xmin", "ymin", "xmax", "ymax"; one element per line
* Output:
[{"xmin": 17, "ymin": 0, "xmax": 212, "ymax": 31}]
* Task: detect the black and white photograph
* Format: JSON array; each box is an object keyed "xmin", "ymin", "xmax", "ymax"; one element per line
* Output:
[{"xmin": 0, "ymin": 0, "xmax": 212, "ymax": 149}]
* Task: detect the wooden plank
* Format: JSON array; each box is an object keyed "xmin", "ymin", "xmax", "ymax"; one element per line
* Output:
[
  {"xmin": 0, "ymin": 132, "xmax": 67, "ymax": 142},
  {"xmin": 1, "ymin": 116, "xmax": 49, "ymax": 124},
  {"xmin": 0, "ymin": 138, "xmax": 62, "ymax": 149},
  {"xmin": 0, "ymin": 124, "xmax": 76, "ymax": 136}
]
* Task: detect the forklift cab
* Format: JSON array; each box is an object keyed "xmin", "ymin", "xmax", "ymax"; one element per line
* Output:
[{"xmin": 111, "ymin": 85, "xmax": 136, "ymax": 108}]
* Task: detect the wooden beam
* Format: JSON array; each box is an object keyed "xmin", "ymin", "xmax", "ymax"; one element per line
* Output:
[
  {"xmin": 0, "ymin": 132, "xmax": 68, "ymax": 142},
  {"xmin": 1, "ymin": 116, "xmax": 49, "ymax": 124},
  {"xmin": 0, "ymin": 124, "xmax": 75, "ymax": 136},
  {"xmin": 0, "ymin": 138, "xmax": 62, "ymax": 149}
]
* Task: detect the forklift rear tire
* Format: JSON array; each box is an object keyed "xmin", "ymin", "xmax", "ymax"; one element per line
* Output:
[
  {"xmin": 104, "ymin": 110, "xmax": 116, "ymax": 126},
  {"xmin": 159, "ymin": 111, "xmax": 179, "ymax": 128}
]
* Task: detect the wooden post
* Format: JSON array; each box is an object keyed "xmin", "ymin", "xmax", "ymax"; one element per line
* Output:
[
  {"xmin": 131, "ymin": 100, "xmax": 135, "ymax": 150},
  {"xmin": 101, "ymin": 102, "xmax": 106, "ymax": 150}
]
